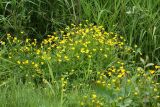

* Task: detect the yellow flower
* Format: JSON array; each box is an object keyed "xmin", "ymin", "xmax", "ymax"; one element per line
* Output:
[
  {"xmin": 149, "ymin": 70, "xmax": 155, "ymax": 74},
  {"xmin": 92, "ymin": 94, "xmax": 97, "ymax": 99},
  {"xmin": 85, "ymin": 49, "xmax": 89, "ymax": 53},
  {"xmin": 154, "ymin": 88, "xmax": 158, "ymax": 92},
  {"xmin": 118, "ymin": 97, "xmax": 122, "ymax": 100},
  {"xmin": 127, "ymin": 79, "xmax": 131, "ymax": 83},
  {"xmin": 71, "ymin": 47, "xmax": 75, "ymax": 50},
  {"xmin": 155, "ymin": 65, "xmax": 160, "ymax": 69},
  {"xmin": 107, "ymin": 83, "xmax": 111, "ymax": 86},
  {"xmin": 17, "ymin": 61, "xmax": 21, "ymax": 64},
  {"xmin": 64, "ymin": 55, "xmax": 69, "ymax": 61},
  {"xmin": 137, "ymin": 67, "xmax": 142, "ymax": 71},
  {"xmin": 34, "ymin": 64, "xmax": 38, "ymax": 68},
  {"xmin": 32, "ymin": 62, "xmax": 35, "ymax": 65},
  {"xmin": 96, "ymin": 80, "xmax": 101, "ymax": 84},
  {"xmin": 36, "ymin": 49, "xmax": 41, "ymax": 54},
  {"xmin": 121, "ymin": 69, "xmax": 126, "ymax": 73},
  {"xmin": 77, "ymin": 55, "xmax": 80, "ymax": 59},
  {"xmin": 58, "ymin": 59, "xmax": 62, "ymax": 62},
  {"xmin": 97, "ymin": 72, "xmax": 101, "ymax": 75},
  {"xmin": 13, "ymin": 37, "xmax": 17, "ymax": 42},
  {"xmin": 112, "ymin": 79, "xmax": 116, "ymax": 83},
  {"xmin": 26, "ymin": 39, "xmax": 29, "ymax": 43},
  {"xmin": 1, "ymin": 41, "xmax": 5, "ymax": 45},
  {"xmin": 41, "ymin": 62, "xmax": 44, "ymax": 65},
  {"xmin": 80, "ymin": 48, "xmax": 85, "ymax": 53},
  {"xmin": 93, "ymin": 48, "xmax": 97, "ymax": 52},
  {"xmin": 118, "ymin": 74, "xmax": 123, "ymax": 78},
  {"xmin": 80, "ymin": 102, "xmax": 84, "ymax": 106},
  {"xmin": 134, "ymin": 92, "xmax": 138, "ymax": 95},
  {"xmin": 88, "ymin": 55, "xmax": 92, "ymax": 58},
  {"xmin": 111, "ymin": 69, "xmax": 116, "ymax": 72},
  {"xmin": 92, "ymin": 99, "xmax": 95, "ymax": 103},
  {"xmin": 25, "ymin": 60, "xmax": 29, "ymax": 64},
  {"xmin": 104, "ymin": 54, "xmax": 107, "ymax": 58},
  {"xmin": 23, "ymin": 60, "xmax": 29, "ymax": 64},
  {"xmin": 108, "ymin": 72, "xmax": 112, "ymax": 76},
  {"xmin": 61, "ymin": 77, "xmax": 64, "ymax": 81}
]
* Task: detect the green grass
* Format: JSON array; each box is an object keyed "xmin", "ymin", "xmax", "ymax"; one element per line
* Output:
[
  {"xmin": 0, "ymin": 23, "xmax": 160, "ymax": 106},
  {"xmin": 0, "ymin": 0, "xmax": 160, "ymax": 106},
  {"xmin": 0, "ymin": 0, "xmax": 160, "ymax": 61}
]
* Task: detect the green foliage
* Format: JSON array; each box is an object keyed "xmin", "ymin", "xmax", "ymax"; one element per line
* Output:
[
  {"xmin": 0, "ymin": 0, "xmax": 160, "ymax": 61},
  {"xmin": 0, "ymin": 0, "xmax": 160, "ymax": 106},
  {"xmin": 0, "ymin": 23, "xmax": 160, "ymax": 106}
]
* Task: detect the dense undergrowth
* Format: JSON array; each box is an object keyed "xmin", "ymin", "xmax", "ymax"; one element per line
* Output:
[
  {"xmin": 0, "ymin": 23, "xmax": 160, "ymax": 107},
  {"xmin": 0, "ymin": 0, "xmax": 160, "ymax": 61},
  {"xmin": 0, "ymin": 0, "xmax": 160, "ymax": 106}
]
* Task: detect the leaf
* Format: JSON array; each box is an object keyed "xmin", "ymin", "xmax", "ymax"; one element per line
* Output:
[
  {"xmin": 124, "ymin": 99, "xmax": 132, "ymax": 106},
  {"xmin": 0, "ymin": 57, "xmax": 15, "ymax": 64},
  {"xmin": 145, "ymin": 63, "xmax": 154, "ymax": 68},
  {"xmin": 140, "ymin": 57, "xmax": 145, "ymax": 65},
  {"xmin": 118, "ymin": 99, "xmax": 133, "ymax": 107},
  {"xmin": 145, "ymin": 55, "xmax": 149, "ymax": 63}
]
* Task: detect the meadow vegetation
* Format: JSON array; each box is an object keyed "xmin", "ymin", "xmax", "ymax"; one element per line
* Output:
[{"xmin": 0, "ymin": 0, "xmax": 160, "ymax": 107}]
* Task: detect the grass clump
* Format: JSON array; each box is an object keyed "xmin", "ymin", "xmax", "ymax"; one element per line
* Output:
[
  {"xmin": 0, "ymin": 23, "xmax": 160, "ymax": 106},
  {"xmin": 1, "ymin": 0, "xmax": 160, "ymax": 60}
]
